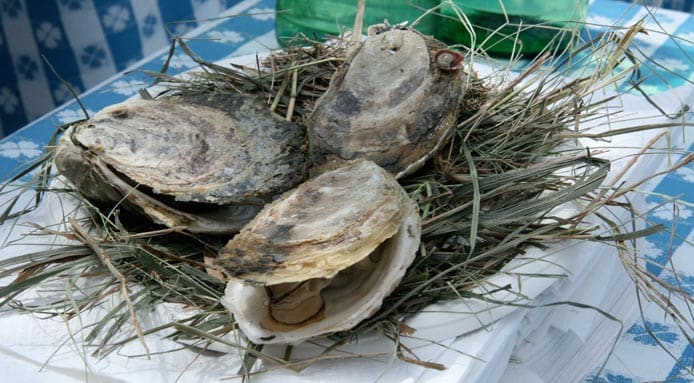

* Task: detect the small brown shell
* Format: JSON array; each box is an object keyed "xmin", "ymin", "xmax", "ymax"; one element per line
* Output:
[{"xmin": 434, "ymin": 49, "xmax": 464, "ymax": 71}]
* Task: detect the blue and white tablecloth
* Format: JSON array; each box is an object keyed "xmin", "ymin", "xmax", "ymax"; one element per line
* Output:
[
  {"xmin": 0, "ymin": 0, "xmax": 277, "ymax": 167},
  {"xmin": 584, "ymin": 4, "xmax": 694, "ymax": 381},
  {"xmin": 0, "ymin": 1, "xmax": 692, "ymax": 382},
  {"xmin": 0, "ymin": 0, "xmax": 254, "ymax": 138}
]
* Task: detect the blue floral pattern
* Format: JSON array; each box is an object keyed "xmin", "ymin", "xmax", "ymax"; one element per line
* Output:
[
  {"xmin": 627, "ymin": 321, "xmax": 679, "ymax": 346},
  {"xmin": 662, "ymin": 273, "xmax": 694, "ymax": 296},
  {"xmin": 667, "ymin": 345, "xmax": 694, "ymax": 383},
  {"xmin": 16, "ymin": 55, "xmax": 39, "ymax": 81},
  {"xmin": 102, "ymin": 5, "xmax": 131, "ymax": 33},
  {"xmin": 221, "ymin": 0, "xmax": 240, "ymax": 8},
  {"xmin": 59, "ymin": 0, "xmax": 85, "ymax": 11},
  {"xmin": 52, "ymin": 85, "xmax": 74, "ymax": 104},
  {"xmin": 36, "ymin": 22, "xmax": 63, "ymax": 49},
  {"xmin": 80, "ymin": 44, "xmax": 107, "ymax": 69},
  {"xmin": 0, "ymin": 88, "xmax": 19, "ymax": 115},
  {"xmin": 206, "ymin": 29, "xmax": 244, "ymax": 44},
  {"xmin": 1, "ymin": 0, "xmax": 22, "ymax": 18},
  {"xmin": 0, "ymin": 139, "xmax": 42, "ymax": 159},
  {"xmin": 141, "ymin": 14, "xmax": 158, "ymax": 37},
  {"xmin": 0, "ymin": 0, "xmax": 254, "ymax": 138},
  {"xmin": 589, "ymin": 372, "xmax": 635, "ymax": 383}
]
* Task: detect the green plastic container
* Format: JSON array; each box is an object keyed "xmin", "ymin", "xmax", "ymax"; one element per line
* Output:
[
  {"xmin": 275, "ymin": 0, "xmax": 438, "ymax": 45},
  {"xmin": 435, "ymin": 0, "xmax": 588, "ymax": 55}
]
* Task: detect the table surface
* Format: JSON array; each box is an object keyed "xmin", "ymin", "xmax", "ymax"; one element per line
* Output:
[{"xmin": 0, "ymin": 0, "xmax": 693, "ymax": 382}]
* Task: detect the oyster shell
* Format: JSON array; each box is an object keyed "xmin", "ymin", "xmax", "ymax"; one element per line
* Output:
[
  {"xmin": 216, "ymin": 160, "xmax": 421, "ymax": 344},
  {"xmin": 308, "ymin": 27, "xmax": 465, "ymax": 178},
  {"xmin": 55, "ymin": 93, "xmax": 307, "ymax": 233}
]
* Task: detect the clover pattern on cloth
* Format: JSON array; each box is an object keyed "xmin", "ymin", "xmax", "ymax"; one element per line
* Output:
[
  {"xmin": 16, "ymin": 55, "xmax": 39, "ymax": 81},
  {"xmin": 0, "ymin": 88, "xmax": 20, "ymax": 115},
  {"xmin": 141, "ymin": 13, "xmax": 158, "ymax": 37},
  {"xmin": 36, "ymin": 22, "xmax": 63, "ymax": 49},
  {"xmin": 60, "ymin": 0, "xmax": 85, "ymax": 11},
  {"xmin": 159, "ymin": 53, "xmax": 199, "ymax": 71},
  {"xmin": 52, "ymin": 85, "xmax": 79, "ymax": 105},
  {"xmin": 626, "ymin": 321, "xmax": 679, "ymax": 346},
  {"xmin": 1, "ymin": 0, "xmax": 23, "ymax": 18},
  {"xmin": 54, "ymin": 107, "xmax": 93, "ymax": 124},
  {"xmin": 79, "ymin": 44, "xmax": 108, "ymax": 70},
  {"xmin": 0, "ymin": 140, "xmax": 42, "ymax": 160},
  {"xmin": 589, "ymin": 372, "xmax": 638, "ymax": 383},
  {"xmin": 662, "ymin": 273, "xmax": 694, "ymax": 295},
  {"xmin": 107, "ymin": 79, "xmax": 145, "ymax": 97},
  {"xmin": 249, "ymin": 7, "xmax": 274, "ymax": 20},
  {"xmin": 102, "ymin": 5, "xmax": 131, "ymax": 33},
  {"xmin": 206, "ymin": 29, "xmax": 245, "ymax": 44}
]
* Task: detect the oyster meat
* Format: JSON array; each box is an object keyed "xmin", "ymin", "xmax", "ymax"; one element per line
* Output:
[
  {"xmin": 55, "ymin": 93, "xmax": 307, "ymax": 233},
  {"xmin": 308, "ymin": 27, "xmax": 465, "ymax": 178},
  {"xmin": 216, "ymin": 159, "xmax": 421, "ymax": 344}
]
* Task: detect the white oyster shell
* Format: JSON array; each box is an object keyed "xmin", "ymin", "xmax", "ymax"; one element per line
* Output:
[
  {"xmin": 308, "ymin": 27, "xmax": 464, "ymax": 178},
  {"xmin": 216, "ymin": 160, "xmax": 421, "ymax": 344},
  {"xmin": 54, "ymin": 93, "xmax": 307, "ymax": 233}
]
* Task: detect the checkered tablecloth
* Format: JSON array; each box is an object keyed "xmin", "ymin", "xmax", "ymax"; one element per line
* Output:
[
  {"xmin": 0, "ymin": 1, "xmax": 692, "ymax": 382},
  {"xmin": 0, "ymin": 0, "xmax": 256, "ymax": 137}
]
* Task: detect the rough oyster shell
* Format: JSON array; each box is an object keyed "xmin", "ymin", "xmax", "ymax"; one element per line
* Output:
[
  {"xmin": 216, "ymin": 160, "xmax": 421, "ymax": 344},
  {"xmin": 55, "ymin": 93, "xmax": 307, "ymax": 233},
  {"xmin": 308, "ymin": 27, "xmax": 464, "ymax": 178}
]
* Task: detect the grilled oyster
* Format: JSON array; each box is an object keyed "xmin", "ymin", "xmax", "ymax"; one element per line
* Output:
[
  {"xmin": 308, "ymin": 26, "xmax": 465, "ymax": 178},
  {"xmin": 216, "ymin": 160, "xmax": 421, "ymax": 344},
  {"xmin": 55, "ymin": 93, "xmax": 307, "ymax": 233}
]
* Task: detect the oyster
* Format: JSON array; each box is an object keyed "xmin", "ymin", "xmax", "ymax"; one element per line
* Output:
[
  {"xmin": 308, "ymin": 26, "xmax": 465, "ymax": 178},
  {"xmin": 55, "ymin": 93, "xmax": 307, "ymax": 233},
  {"xmin": 216, "ymin": 160, "xmax": 420, "ymax": 344}
]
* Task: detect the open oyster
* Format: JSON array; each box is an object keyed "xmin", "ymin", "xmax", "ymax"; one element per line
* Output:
[
  {"xmin": 215, "ymin": 160, "xmax": 420, "ymax": 344},
  {"xmin": 308, "ymin": 26, "xmax": 465, "ymax": 178},
  {"xmin": 55, "ymin": 93, "xmax": 307, "ymax": 233}
]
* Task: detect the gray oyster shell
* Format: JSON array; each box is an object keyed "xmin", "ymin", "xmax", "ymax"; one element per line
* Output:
[
  {"xmin": 216, "ymin": 160, "xmax": 421, "ymax": 344},
  {"xmin": 55, "ymin": 93, "xmax": 307, "ymax": 233},
  {"xmin": 308, "ymin": 27, "xmax": 465, "ymax": 178}
]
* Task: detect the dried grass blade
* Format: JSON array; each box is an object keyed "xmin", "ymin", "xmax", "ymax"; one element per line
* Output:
[
  {"xmin": 0, "ymin": 267, "xmax": 65, "ymax": 307},
  {"xmin": 69, "ymin": 217, "xmax": 150, "ymax": 357},
  {"xmin": 462, "ymin": 144, "xmax": 481, "ymax": 255}
]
